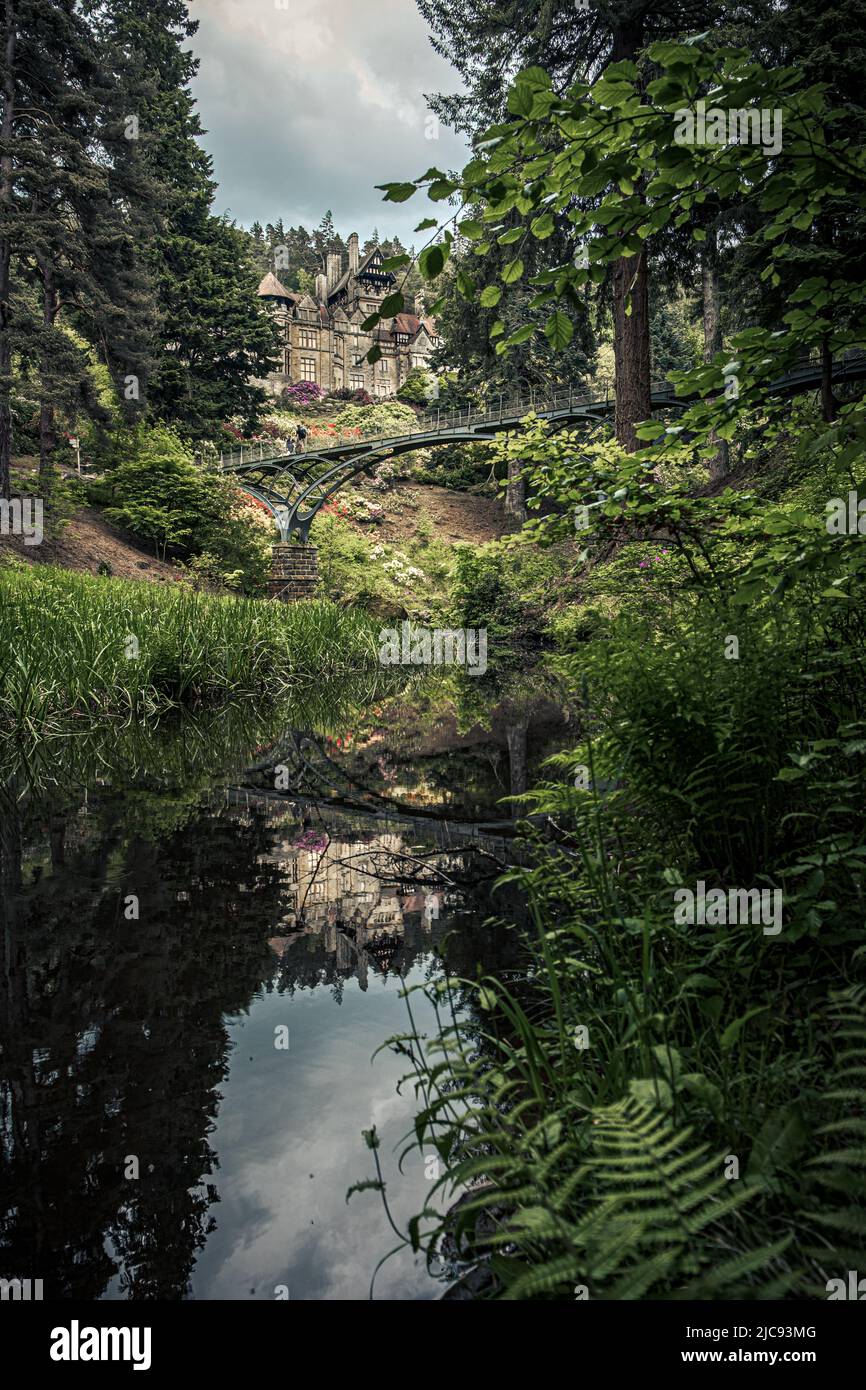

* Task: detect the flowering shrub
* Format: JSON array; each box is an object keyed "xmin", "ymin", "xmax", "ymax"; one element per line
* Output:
[
  {"xmin": 240, "ymin": 492, "xmax": 278, "ymax": 525},
  {"xmin": 291, "ymin": 830, "xmax": 329, "ymax": 853},
  {"xmin": 296, "ymin": 422, "xmax": 363, "ymax": 450},
  {"xmin": 282, "ymin": 380, "xmax": 324, "ymax": 408},
  {"xmin": 371, "ymin": 462, "xmax": 396, "ymax": 490},
  {"xmin": 320, "ymin": 500, "xmax": 352, "ymax": 519},
  {"xmin": 259, "ymin": 416, "xmax": 292, "ymax": 440},
  {"xmin": 221, "ymin": 419, "xmax": 284, "ymax": 446},
  {"xmin": 325, "ymin": 733, "xmax": 354, "ymax": 750},
  {"xmin": 383, "ymin": 551, "xmax": 427, "ymax": 586},
  {"xmin": 320, "ymin": 490, "xmax": 384, "ymax": 525},
  {"xmin": 339, "ymin": 490, "xmax": 385, "ymax": 524}
]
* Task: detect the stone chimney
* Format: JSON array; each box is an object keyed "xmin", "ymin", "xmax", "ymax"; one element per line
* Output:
[
  {"xmin": 327, "ymin": 252, "xmax": 342, "ymax": 290},
  {"xmin": 415, "ymin": 293, "xmax": 426, "ymax": 318},
  {"xmin": 348, "ymin": 232, "xmax": 359, "ymax": 275},
  {"xmin": 315, "ymin": 272, "xmax": 328, "ymax": 303}
]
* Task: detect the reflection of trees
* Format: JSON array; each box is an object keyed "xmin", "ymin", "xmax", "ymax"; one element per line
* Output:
[
  {"xmin": 0, "ymin": 683, "xmax": 544, "ymax": 1300},
  {"xmin": 0, "ymin": 790, "xmax": 286, "ymax": 1299},
  {"xmin": 1, "ymin": 774, "xmax": 522, "ymax": 1300}
]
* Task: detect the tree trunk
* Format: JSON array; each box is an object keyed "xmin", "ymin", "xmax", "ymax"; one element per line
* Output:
[
  {"xmin": 612, "ymin": 246, "xmax": 651, "ymax": 452},
  {"xmin": 610, "ymin": 17, "xmax": 651, "ymax": 454},
  {"xmin": 39, "ymin": 260, "xmax": 58, "ymax": 494},
  {"xmin": 504, "ymin": 456, "xmax": 527, "ymax": 525},
  {"xmin": 702, "ymin": 227, "xmax": 729, "ymax": 481},
  {"xmin": 0, "ymin": 2, "xmax": 16, "ymax": 500},
  {"xmin": 702, "ymin": 230, "xmax": 722, "ymax": 359},
  {"xmin": 821, "ymin": 333, "xmax": 837, "ymax": 423}
]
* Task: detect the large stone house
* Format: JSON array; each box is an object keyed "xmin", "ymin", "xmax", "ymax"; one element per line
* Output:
[{"xmin": 256, "ymin": 232, "xmax": 440, "ymax": 398}]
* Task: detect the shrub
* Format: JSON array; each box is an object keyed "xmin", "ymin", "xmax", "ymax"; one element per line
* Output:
[
  {"xmin": 89, "ymin": 425, "xmax": 271, "ymax": 592},
  {"xmin": 397, "ymin": 369, "xmax": 435, "ymax": 407},
  {"xmin": 329, "ymin": 387, "xmax": 373, "ymax": 406},
  {"xmin": 449, "ymin": 538, "xmax": 562, "ymax": 667},
  {"xmin": 332, "ymin": 400, "xmax": 419, "ymax": 437},
  {"xmin": 282, "ymin": 380, "xmax": 324, "ymax": 409},
  {"xmin": 315, "ymin": 512, "xmax": 399, "ymax": 609},
  {"xmin": 413, "ymin": 441, "xmax": 498, "ymax": 491}
]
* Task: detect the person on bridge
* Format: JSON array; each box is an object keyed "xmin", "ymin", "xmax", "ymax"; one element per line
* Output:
[
  {"xmin": 296, "ymin": 424, "xmax": 308, "ymax": 454},
  {"xmin": 284, "ymin": 435, "xmax": 296, "ymax": 455}
]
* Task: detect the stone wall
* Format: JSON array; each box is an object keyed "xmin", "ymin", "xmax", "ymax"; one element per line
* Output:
[{"xmin": 267, "ymin": 543, "xmax": 320, "ymax": 601}]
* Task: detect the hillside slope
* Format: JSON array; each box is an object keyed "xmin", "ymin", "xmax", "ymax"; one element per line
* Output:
[
  {"xmin": 0, "ymin": 505, "xmax": 184, "ymax": 583},
  {"xmin": 1, "ymin": 475, "xmax": 506, "ymax": 589}
]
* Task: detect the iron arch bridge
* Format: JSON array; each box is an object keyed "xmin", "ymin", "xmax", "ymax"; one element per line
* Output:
[{"xmin": 218, "ymin": 352, "xmax": 866, "ymax": 542}]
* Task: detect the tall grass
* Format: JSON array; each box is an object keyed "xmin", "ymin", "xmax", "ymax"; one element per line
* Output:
[{"xmin": 0, "ymin": 564, "xmax": 380, "ymax": 743}]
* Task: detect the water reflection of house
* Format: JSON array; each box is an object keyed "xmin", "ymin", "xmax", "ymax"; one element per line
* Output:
[
  {"xmin": 261, "ymin": 829, "xmax": 438, "ymax": 990},
  {"xmin": 365, "ymin": 895, "xmax": 404, "ymax": 932},
  {"xmin": 263, "ymin": 831, "xmax": 407, "ymax": 927}
]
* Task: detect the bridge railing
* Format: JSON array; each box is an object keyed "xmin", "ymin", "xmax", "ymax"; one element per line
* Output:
[
  {"xmin": 216, "ymin": 381, "xmax": 621, "ymax": 471},
  {"xmin": 216, "ymin": 351, "xmax": 866, "ymax": 472}
]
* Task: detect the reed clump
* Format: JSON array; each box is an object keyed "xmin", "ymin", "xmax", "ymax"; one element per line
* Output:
[{"xmin": 0, "ymin": 564, "xmax": 379, "ymax": 740}]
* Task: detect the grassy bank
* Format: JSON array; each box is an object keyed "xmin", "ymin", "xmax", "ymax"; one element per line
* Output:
[{"xmin": 0, "ymin": 563, "xmax": 379, "ymax": 741}]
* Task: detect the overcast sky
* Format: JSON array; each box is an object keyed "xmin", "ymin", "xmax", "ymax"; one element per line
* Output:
[{"xmin": 189, "ymin": 0, "xmax": 468, "ymax": 246}]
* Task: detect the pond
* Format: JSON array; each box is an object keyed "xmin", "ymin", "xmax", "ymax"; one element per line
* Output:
[{"xmin": 0, "ymin": 681, "xmax": 573, "ymax": 1300}]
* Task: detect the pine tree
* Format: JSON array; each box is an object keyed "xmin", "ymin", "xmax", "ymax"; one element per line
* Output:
[
  {"xmin": 152, "ymin": 212, "xmax": 279, "ymax": 435},
  {"xmin": 31, "ymin": 2, "xmax": 154, "ymax": 490},
  {"xmin": 312, "ymin": 209, "xmax": 344, "ymax": 272},
  {"xmin": 102, "ymin": 0, "xmax": 278, "ymax": 438},
  {"xmin": 0, "ymin": 0, "xmax": 155, "ymax": 498}
]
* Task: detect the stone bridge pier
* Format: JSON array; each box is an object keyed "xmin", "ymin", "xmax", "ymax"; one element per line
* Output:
[{"xmin": 267, "ymin": 542, "xmax": 320, "ymax": 601}]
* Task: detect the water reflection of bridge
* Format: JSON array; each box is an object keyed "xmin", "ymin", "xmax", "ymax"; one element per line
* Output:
[
  {"xmin": 225, "ymin": 785, "xmax": 519, "ymax": 843},
  {"xmin": 237, "ymin": 723, "xmax": 544, "ymax": 832}
]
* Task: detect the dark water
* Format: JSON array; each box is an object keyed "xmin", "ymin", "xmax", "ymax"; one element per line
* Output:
[{"xmin": 0, "ymin": 685, "xmax": 570, "ymax": 1300}]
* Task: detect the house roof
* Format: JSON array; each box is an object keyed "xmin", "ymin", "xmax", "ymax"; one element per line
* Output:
[
  {"xmin": 257, "ymin": 271, "xmax": 297, "ymax": 301},
  {"xmin": 393, "ymin": 312, "xmax": 438, "ymax": 340},
  {"xmin": 328, "ymin": 245, "xmax": 394, "ymax": 302}
]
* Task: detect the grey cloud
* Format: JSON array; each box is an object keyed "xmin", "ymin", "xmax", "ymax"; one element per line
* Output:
[{"xmin": 191, "ymin": 0, "xmax": 468, "ymax": 243}]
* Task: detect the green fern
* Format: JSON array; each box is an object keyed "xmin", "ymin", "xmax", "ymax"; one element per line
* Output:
[
  {"xmin": 804, "ymin": 983, "xmax": 866, "ymax": 1282},
  {"xmin": 497, "ymin": 1096, "xmax": 766, "ymax": 1300}
]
